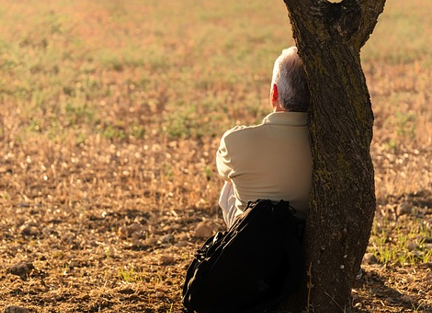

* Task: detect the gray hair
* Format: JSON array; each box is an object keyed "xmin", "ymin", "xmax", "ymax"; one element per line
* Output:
[{"xmin": 271, "ymin": 47, "xmax": 310, "ymax": 112}]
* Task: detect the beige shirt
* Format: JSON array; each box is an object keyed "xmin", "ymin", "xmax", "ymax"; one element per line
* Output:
[{"xmin": 216, "ymin": 112, "xmax": 312, "ymax": 219}]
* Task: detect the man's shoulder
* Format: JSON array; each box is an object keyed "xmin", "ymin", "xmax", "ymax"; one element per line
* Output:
[{"xmin": 222, "ymin": 123, "xmax": 262, "ymax": 141}]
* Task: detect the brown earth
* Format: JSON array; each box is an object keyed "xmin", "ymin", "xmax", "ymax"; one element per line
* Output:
[{"xmin": 1, "ymin": 143, "xmax": 431, "ymax": 312}]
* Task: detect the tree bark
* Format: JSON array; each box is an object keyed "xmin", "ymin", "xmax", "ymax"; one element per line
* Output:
[{"xmin": 281, "ymin": 0, "xmax": 386, "ymax": 312}]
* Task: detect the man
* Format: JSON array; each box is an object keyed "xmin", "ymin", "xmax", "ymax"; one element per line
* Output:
[{"xmin": 217, "ymin": 46, "xmax": 312, "ymax": 228}]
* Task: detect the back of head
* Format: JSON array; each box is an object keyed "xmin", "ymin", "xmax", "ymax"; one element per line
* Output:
[{"xmin": 271, "ymin": 47, "xmax": 310, "ymax": 112}]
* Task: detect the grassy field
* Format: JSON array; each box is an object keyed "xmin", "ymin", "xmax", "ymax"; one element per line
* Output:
[{"xmin": 0, "ymin": 0, "xmax": 431, "ymax": 312}]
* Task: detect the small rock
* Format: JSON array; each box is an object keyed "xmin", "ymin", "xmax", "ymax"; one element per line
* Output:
[
  {"xmin": 176, "ymin": 241, "xmax": 189, "ymax": 248},
  {"xmin": 20, "ymin": 224, "xmax": 39, "ymax": 237},
  {"xmin": 159, "ymin": 255, "xmax": 175, "ymax": 265},
  {"xmin": 131, "ymin": 231, "xmax": 146, "ymax": 240},
  {"xmin": 145, "ymin": 237, "xmax": 158, "ymax": 246},
  {"xmin": 401, "ymin": 295, "xmax": 413, "ymax": 303},
  {"xmin": 407, "ymin": 241, "xmax": 418, "ymax": 251},
  {"xmin": 127, "ymin": 222, "xmax": 145, "ymax": 234},
  {"xmin": 131, "ymin": 223, "xmax": 149, "ymax": 240},
  {"xmin": 131, "ymin": 238, "xmax": 145, "ymax": 248},
  {"xmin": 42, "ymin": 227, "xmax": 58, "ymax": 237},
  {"xmin": 160, "ymin": 234, "xmax": 174, "ymax": 244},
  {"xmin": 8, "ymin": 262, "xmax": 34, "ymax": 280},
  {"xmin": 4, "ymin": 306, "xmax": 29, "ymax": 313},
  {"xmin": 16, "ymin": 218, "xmax": 26, "ymax": 227},
  {"xmin": 362, "ymin": 253, "xmax": 378, "ymax": 265},
  {"xmin": 194, "ymin": 221, "xmax": 213, "ymax": 238},
  {"xmin": 396, "ymin": 202, "xmax": 411, "ymax": 216},
  {"xmin": 177, "ymin": 232, "xmax": 189, "ymax": 241}
]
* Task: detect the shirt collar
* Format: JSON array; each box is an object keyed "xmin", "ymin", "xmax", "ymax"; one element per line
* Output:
[{"xmin": 262, "ymin": 112, "xmax": 308, "ymax": 126}]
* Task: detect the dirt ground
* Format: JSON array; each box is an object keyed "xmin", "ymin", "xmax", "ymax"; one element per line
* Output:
[
  {"xmin": 1, "ymin": 175, "xmax": 431, "ymax": 312},
  {"xmin": 0, "ymin": 130, "xmax": 431, "ymax": 313}
]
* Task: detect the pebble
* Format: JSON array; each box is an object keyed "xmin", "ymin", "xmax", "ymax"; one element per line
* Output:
[
  {"xmin": 177, "ymin": 232, "xmax": 189, "ymax": 241},
  {"xmin": 145, "ymin": 237, "xmax": 158, "ymax": 246},
  {"xmin": 176, "ymin": 241, "xmax": 189, "ymax": 248},
  {"xmin": 20, "ymin": 225, "xmax": 39, "ymax": 237},
  {"xmin": 42, "ymin": 227, "xmax": 57, "ymax": 236},
  {"xmin": 131, "ymin": 231, "xmax": 146, "ymax": 240},
  {"xmin": 4, "ymin": 306, "xmax": 29, "ymax": 313},
  {"xmin": 159, "ymin": 255, "xmax": 175, "ymax": 265},
  {"xmin": 131, "ymin": 238, "xmax": 145, "ymax": 248},
  {"xmin": 362, "ymin": 253, "xmax": 378, "ymax": 265},
  {"xmin": 7, "ymin": 262, "xmax": 34, "ymax": 280},
  {"xmin": 194, "ymin": 221, "xmax": 213, "ymax": 238},
  {"xmin": 407, "ymin": 241, "xmax": 418, "ymax": 252},
  {"xmin": 396, "ymin": 202, "xmax": 411, "ymax": 216},
  {"xmin": 119, "ymin": 223, "xmax": 147, "ymax": 239},
  {"xmin": 401, "ymin": 295, "xmax": 413, "ymax": 303},
  {"xmin": 127, "ymin": 222, "xmax": 145, "ymax": 234},
  {"xmin": 160, "ymin": 234, "xmax": 174, "ymax": 244}
]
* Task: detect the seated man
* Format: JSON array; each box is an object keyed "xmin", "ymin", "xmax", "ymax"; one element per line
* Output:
[{"xmin": 217, "ymin": 46, "xmax": 312, "ymax": 228}]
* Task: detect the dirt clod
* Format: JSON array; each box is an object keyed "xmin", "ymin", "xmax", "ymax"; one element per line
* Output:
[
  {"xmin": 160, "ymin": 255, "xmax": 175, "ymax": 265},
  {"xmin": 7, "ymin": 262, "xmax": 34, "ymax": 280},
  {"xmin": 20, "ymin": 225, "xmax": 39, "ymax": 237},
  {"xmin": 194, "ymin": 221, "xmax": 213, "ymax": 238},
  {"xmin": 4, "ymin": 306, "xmax": 29, "ymax": 313},
  {"xmin": 407, "ymin": 241, "xmax": 418, "ymax": 251},
  {"xmin": 397, "ymin": 202, "xmax": 411, "ymax": 216},
  {"xmin": 363, "ymin": 253, "xmax": 378, "ymax": 265},
  {"xmin": 127, "ymin": 222, "xmax": 146, "ymax": 236},
  {"xmin": 160, "ymin": 234, "xmax": 175, "ymax": 244}
]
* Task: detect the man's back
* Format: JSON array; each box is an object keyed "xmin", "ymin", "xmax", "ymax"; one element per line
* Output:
[{"xmin": 217, "ymin": 111, "xmax": 311, "ymax": 219}]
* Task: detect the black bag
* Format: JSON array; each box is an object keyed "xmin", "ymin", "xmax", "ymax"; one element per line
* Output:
[{"xmin": 182, "ymin": 199, "xmax": 305, "ymax": 313}]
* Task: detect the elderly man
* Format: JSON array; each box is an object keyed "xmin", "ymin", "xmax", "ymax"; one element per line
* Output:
[{"xmin": 217, "ymin": 46, "xmax": 312, "ymax": 228}]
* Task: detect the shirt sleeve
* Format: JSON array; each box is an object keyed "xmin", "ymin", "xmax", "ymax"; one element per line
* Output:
[{"xmin": 216, "ymin": 133, "xmax": 233, "ymax": 182}]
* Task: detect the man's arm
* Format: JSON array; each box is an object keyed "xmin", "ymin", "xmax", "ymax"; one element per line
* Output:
[{"xmin": 216, "ymin": 134, "xmax": 233, "ymax": 182}]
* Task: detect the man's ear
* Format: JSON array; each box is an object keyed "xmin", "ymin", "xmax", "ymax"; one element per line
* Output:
[{"xmin": 271, "ymin": 83, "xmax": 279, "ymax": 103}]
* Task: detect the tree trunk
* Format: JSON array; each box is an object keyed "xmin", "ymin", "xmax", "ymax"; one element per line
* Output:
[{"xmin": 281, "ymin": 0, "xmax": 386, "ymax": 312}]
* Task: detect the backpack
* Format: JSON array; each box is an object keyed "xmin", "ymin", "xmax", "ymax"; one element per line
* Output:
[{"xmin": 182, "ymin": 199, "xmax": 305, "ymax": 313}]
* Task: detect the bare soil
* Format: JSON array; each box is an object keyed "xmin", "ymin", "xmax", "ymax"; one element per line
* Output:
[{"xmin": 1, "ymin": 159, "xmax": 431, "ymax": 312}]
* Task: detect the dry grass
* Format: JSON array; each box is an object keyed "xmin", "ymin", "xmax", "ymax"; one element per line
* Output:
[{"xmin": 0, "ymin": 0, "xmax": 431, "ymax": 312}]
